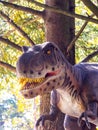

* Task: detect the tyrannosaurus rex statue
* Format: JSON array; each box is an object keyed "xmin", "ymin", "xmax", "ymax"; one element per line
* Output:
[{"xmin": 16, "ymin": 42, "xmax": 98, "ymax": 130}]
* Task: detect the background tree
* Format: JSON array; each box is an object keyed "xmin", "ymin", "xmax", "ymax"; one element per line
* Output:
[{"xmin": 0, "ymin": 0, "xmax": 98, "ymax": 130}]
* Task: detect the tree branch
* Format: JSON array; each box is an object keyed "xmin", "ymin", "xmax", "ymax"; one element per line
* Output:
[
  {"xmin": 31, "ymin": 1, "xmax": 98, "ymax": 24},
  {"xmin": 0, "ymin": 1, "xmax": 43, "ymax": 17},
  {"xmin": 0, "ymin": 11, "xmax": 35, "ymax": 45},
  {"xmin": 0, "ymin": 37, "xmax": 22, "ymax": 51},
  {"xmin": 82, "ymin": 50, "xmax": 98, "ymax": 62},
  {"xmin": 67, "ymin": 22, "xmax": 88, "ymax": 53},
  {"xmin": 0, "ymin": 0, "xmax": 98, "ymax": 24},
  {"xmin": 0, "ymin": 61, "xmax": 16, "ymax": 73},
  {"xmin": 67, "ymin": 14, "xmax": 94, "ymax": 53},
  {"xmin": 81, "ymin": 0, "xmax": 98, "ymax": 18}
]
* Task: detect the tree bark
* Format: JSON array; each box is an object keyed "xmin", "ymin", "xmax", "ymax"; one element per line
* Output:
[{"xmin": 44, "ymin": 0, "xmax": 75, "ymax": 64}]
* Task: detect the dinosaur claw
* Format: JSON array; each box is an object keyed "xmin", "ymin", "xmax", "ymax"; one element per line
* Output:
[
  {"xmin": 86, "ymin": 122, "xmax": 91, "ymax": 129},
  {"xmin": 77, "ymin": 113, "xmax": 83, "ymax": 127},
  {"xmin": 36, "ymin": 115, "xmax": 45, "ymax": 127},
  {"xmin": 34, "ymin": 125, "xmax": 44, "ymax": 130},
  {"xmin": 41, "ymin": 117, "xmax": 45, "ymax": 126},
  {"xmin": 78, "ymin": 112, "xmax": 91, "ymax": 129},
  {"xmin": 84, "ymin": 112, "xmax": 91, "ymax": 129},
  {"xmin": 77, "ymin": 118, "xmax": 81, "ymax": 127},
  {"xmin": 35, "ymin": 115, "xmax": 48, "ymax": 130}
]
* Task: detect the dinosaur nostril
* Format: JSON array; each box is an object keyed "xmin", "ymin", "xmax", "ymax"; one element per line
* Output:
[
  {"xmin": 52, "ymin": 67, "xmax": 55, "ymax": 71},
  {"xmin": 30, "ymin": 70, "xmax": 34, "ymax": 74},
  {"xmin": 38, "ymin": 72, "xmax": 41, "ymax": 75},
  {"xmin": 29, "ymin": 91, "xmax": 33, "ymax": 95}
]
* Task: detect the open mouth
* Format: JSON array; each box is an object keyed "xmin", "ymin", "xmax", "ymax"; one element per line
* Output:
[
  {"xmin": 19, "ymin": 77, "xmax": 45, "ymax": 90},
  {"xmin": 18, "ymin": 69, "xmax": 61, "ymax": 91}
]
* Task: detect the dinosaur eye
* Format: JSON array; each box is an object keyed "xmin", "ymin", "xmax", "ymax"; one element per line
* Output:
[{"xmin": 46, "ymin": 50, "xmax": 51, "ymax": 55}]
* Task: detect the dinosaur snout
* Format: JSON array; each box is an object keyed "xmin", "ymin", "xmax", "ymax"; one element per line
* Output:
[{"xmin": 16, "ymin": 52, "xmax": 44, "ymax": 78}]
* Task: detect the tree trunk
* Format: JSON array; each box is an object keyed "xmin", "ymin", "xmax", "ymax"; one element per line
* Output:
[{"xmin": 44, "ymin": 0, "xmax": 75, "ymax": 64}]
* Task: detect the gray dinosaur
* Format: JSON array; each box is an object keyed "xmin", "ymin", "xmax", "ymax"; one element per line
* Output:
[{"xmin": 16, "ymin": 42, "xmax": 98, "ymax": 130}]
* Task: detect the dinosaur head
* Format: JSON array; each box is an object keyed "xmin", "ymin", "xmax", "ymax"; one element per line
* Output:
[{"xmin": 16, "ymin": 42, "xmax": 65, "ymax": 98}]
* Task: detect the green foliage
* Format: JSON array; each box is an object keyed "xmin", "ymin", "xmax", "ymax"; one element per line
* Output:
[
  {"xmin": 0, "ymin": 0, "xmax": 44, "ymax": 129},
  {"xmin": 75, "ymin": 0, "xmax": 98, "ymax": 63}
]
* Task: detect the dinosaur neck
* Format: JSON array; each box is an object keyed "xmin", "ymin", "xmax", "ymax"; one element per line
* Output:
[{"xmin": 61, "ymin": 59, "xmax": 80, "ymax": 97}]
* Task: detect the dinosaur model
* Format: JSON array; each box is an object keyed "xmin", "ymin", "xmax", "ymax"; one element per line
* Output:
[{"xmin": 16, "ymin": 42, "xmax": 98, "ymax": 130}]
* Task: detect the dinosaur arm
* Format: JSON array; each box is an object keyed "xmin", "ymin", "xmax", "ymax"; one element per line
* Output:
[
  {"xmin": 78, "ymin": 101, "xmax": 97, "ymax": 129},
  {"xmin": 36, "ymin": 105, "xmax": 59, "ymax": 127},
  {"xmin": 36, "ymin": 90, "xmax": 60, "ymax": 127}
]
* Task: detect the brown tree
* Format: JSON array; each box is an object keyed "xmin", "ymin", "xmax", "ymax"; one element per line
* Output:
[{"xmin": 0, "ymin": 0, "xmax": 98, "ymax": 130}]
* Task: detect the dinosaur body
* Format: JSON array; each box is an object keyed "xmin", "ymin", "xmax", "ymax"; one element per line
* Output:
[
  {"xmin": 56, "ymin": 63, "xmax": 98, "ymax": 122},
  {"xmin": 16, "ymin": 42, "xmax": 98, "ymax": 129}
]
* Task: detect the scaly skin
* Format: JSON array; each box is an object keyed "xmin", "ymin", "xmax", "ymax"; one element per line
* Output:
[{"xmin": 16, "ymin": 42, "xmax": 98, "ymax": 129}]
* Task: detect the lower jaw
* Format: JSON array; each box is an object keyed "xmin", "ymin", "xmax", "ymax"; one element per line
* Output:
[
  {"xmin": 20, "ymin": 83, "xmax": 48, "ymax": 98},
  {"xmin": 20, "ymin": 77, "xmax": 56, "ymax": 98}
]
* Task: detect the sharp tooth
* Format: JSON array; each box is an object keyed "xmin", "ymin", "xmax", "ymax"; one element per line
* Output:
[{"xmin": 18, "ymin": 77, "xmax": 45, "ymax": 87}]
